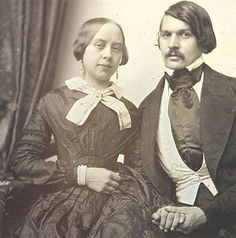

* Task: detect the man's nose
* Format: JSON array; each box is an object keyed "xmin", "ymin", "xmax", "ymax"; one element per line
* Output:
[{"xmin": 168, "ymin": 34, "xmax": 179, "ymax": 49}]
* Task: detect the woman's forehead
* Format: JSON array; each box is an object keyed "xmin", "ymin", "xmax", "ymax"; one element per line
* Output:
[{"xmin": 91, "ymin": 23, "xmax": 123, "ymax": 43}]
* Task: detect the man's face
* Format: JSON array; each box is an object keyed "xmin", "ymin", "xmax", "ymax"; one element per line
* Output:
[{"xmin": 159, "ymin": 15, "xmax": 203, "ymax": 70}]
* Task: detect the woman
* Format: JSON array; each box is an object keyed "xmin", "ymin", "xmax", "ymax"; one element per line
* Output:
[{"xmin": 10, "ymin": 18, "xmax": 166, "ymax": 238}]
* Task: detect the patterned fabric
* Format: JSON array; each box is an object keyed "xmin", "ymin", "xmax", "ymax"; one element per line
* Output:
[
  {"xmin": 10, "ymin": 87, "xmax": 166, "ymax": 238},
  {"xmin": 0, "ymin": 0, "xmax": 67, "ymax": 169}
]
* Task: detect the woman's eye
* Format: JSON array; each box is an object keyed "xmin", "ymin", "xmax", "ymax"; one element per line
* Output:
[
  {"xmin": 112, "ymin": 46, "xmax": 122, "ymax": 53},
  {"xmin": 94, "ymin": 42, "xmax": 105, "ymax": 49}
]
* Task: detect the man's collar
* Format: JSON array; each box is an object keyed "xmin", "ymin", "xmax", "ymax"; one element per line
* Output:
[
  {"xmin": 164, "ymin": 56, "xmax": 204, "ymax": 76},
  {"xmin": 186, "ymin": 57, "xmax": 204, "ymax": 71},
  {"xmin": 65, "ymin": 77, "xmax": 123, "ymax": 99}
]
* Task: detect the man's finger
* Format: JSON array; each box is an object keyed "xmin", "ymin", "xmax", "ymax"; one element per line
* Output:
[
  {"xmin": 171, "ymin": 212, "xmax": 181, "ymax": 231},
  {"xmin": 164, "ymin": 212, "xmax": 175, "ymax": 232},
  {"xmin": 152, "ymin": 209, "xmax": 161, "ymax": 221},
  {"xmin": 164, "ymin": 206, "xmax": 178, "ymax": 213},
  {"xmin": 179, "ymin": 213, "xmax": 186, "ymax": 224},
  {"xmin": 159, "ymin": 209, "xmax": 169, "ymax": 230},
  {"xmin": 151, "ymin": 219, "xmax": 159, "ymax": 225}
]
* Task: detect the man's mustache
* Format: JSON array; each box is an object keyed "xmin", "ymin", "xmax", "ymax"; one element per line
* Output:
[{"xmin": 165, "ymin": 51, "xmax": 185, "ymax": 59}]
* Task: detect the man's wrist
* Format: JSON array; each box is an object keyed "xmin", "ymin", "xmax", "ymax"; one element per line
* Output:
[{"xmin": 196, "ymin": 207, "xmax": 207, "ymax": 225}]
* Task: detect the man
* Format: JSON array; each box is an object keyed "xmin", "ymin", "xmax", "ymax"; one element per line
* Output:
[{"xmin": 139, "ymin": 1, "xmax": 236, "ymax": 237}]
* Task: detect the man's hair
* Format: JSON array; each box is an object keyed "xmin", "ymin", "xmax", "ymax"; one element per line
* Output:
[
  {"xmin": 73, "ymin": 17, "xmax": 128, "ymax": 65},
  {"xmin": 159, "ymin": 1, "xmax": 216, "ymax": 53}
]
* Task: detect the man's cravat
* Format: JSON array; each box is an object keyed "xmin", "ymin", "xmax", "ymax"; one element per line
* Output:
[{"xmin": 167, "ymin": 65, "xmax": 203, "ymax": 171}]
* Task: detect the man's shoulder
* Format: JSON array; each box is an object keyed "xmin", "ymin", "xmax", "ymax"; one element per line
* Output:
[
  {"xmin": 139, "ymin": 77, "xmax": 165, "ymax": 110},
  {"xmin": 204, "ymin": 64, "xmax": 236, "ymax": 95},
  {"xmin": 204, "ymin": 64, "xmax": 236, "ymax": 82},
  {"xmin": 139, "ymin": 90, "xmax": 157, "ymax": 109}
]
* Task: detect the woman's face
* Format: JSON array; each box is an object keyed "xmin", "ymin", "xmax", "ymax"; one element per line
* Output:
[{"xmin": 82, "ymin": 23, "xmax": 123, "ymax": 88}]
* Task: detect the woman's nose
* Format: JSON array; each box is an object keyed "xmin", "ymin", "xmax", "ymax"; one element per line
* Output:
[{"xmin": 102, "ymin": 46, "xmax": 112, "ymax": 58}]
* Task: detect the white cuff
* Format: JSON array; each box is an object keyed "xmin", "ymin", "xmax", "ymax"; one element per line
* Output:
[{"xmin": 76, "ymin": 165, "xmax": 87, "ymax": 185}]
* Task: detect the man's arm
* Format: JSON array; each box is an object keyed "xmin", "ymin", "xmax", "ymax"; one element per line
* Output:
[
  {"xmin": 152, "ymin": 183, "xmax": 236, "ymax": 234},
  {"xmin": 199, "ymin": 184, "xmax": 236, "ymax": 228}
]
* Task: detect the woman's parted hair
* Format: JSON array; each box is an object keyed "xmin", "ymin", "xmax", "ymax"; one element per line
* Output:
[
  {"xmin": 73, "ymin": 17, "xmax": 128, "ymax": 65},
  {"xmin": 160, "ymin": 1, "xmax": 216, "ymax": 54}
]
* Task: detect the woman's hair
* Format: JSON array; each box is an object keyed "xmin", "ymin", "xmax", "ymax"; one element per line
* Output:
[
  {"xmin": 159, "ymin": 1, "xmax": 216, "ymax": 54},
  {"xmin": 73, "ymin": 17, "xmax": 128, "ymax": 65}
]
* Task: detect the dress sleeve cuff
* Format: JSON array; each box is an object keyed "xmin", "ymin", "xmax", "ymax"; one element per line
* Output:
[{"xmin": 65, "ymin": 166, "xmax": 77, "ymax": 185}]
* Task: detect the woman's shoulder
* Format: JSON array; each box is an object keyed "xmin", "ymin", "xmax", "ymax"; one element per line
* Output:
[
  {"xmin": 37, "ymin": 86, "xmax": 73, "ymax": 112},
  {"xmin": 40, "ymin": 86, "xmax": 85, "ymax": 104},
  {"xmin": 41, "ymin": 86, "xmax": 70, "ymax": 101}
]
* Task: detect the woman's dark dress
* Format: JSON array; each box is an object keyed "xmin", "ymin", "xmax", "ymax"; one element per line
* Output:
[{"xmin": 11, "ymin": 86, "xmax": 165, "ymax": 238}]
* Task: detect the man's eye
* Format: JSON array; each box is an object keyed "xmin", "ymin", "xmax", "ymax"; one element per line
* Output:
[
  {"xmin": 161, "ymin": 32, "xmax": 171, "ymax": 38},
  {"xmin": 182, "ymin": 32, "xmax": 192, "ymax": 38}
]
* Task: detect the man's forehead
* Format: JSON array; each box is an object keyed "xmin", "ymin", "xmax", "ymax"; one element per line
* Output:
[{"xmin": 160, "ymin": 15, "xmax": 191, "ymax": 31}]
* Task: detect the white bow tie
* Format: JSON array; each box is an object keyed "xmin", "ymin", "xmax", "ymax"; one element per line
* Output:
[{"xmin": 65, "ymin": 77, "xmax": 131, "ymax": 130}]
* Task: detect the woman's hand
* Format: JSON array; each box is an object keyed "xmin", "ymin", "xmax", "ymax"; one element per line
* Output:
[{"xmin": 85, "ymin": 168, "xmax": 121, "ymax": 193}]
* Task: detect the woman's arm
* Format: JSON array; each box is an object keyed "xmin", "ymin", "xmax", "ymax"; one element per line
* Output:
[{"xmin": 10, "ymin": 101, "xmax": 75, "ymax": 186}]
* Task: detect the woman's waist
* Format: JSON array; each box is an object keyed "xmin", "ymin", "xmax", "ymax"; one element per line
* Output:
[{"xmin": 57, "ymin": 155, "xmax": 120, "ymax": 171}]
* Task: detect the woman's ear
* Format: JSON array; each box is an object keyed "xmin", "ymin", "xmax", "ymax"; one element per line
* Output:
[{"xmin": 119, "ymin": 57, "xmax": 122, "ymax": 65}]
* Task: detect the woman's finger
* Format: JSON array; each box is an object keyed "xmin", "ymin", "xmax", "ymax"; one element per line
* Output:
[
  {"xmin": 110, "ymin": 172, "xmax": 121, "ymax": 182},
  {"xmin": 104, "ymin": 186, "xmax": 115, "ymax": 193},
  {"xmin": 108, "ymin": 180, "xmax": 119, "ymax": 188}
]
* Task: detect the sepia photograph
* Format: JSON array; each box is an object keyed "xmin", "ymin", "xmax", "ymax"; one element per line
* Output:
[{"xmin": 0, "ymin": 0, "xmax": 236, "ymax": 237}]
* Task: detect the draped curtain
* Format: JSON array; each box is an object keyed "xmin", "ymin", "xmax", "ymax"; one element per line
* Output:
[{"xmin": 0, "ymin": 0, "xmax": 68, "ymax": 170}]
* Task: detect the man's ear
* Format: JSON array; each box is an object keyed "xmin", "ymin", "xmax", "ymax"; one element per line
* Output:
[
  {"xmin": 201, "ymin": 48, "xmax": 208, "ymax": 54},
  {"xmin": 198, "ymin": 41, "xmax": 207, "ymax": 54},
  {"xmin": 156, "ymin": 33, "xmax": 161, "ymax": 50}
]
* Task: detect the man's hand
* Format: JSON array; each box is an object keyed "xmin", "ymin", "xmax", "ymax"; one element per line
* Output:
[
  {"xmin": 152, "ymin": 207, "xmax": 185, "ymax": 232},
  {"xmin": 85, "ymin": 168, "xmax": 121, "ymax": 193},
  {"xmin": 152, "ymin": 206, "xmax": 207, "ymax": 234},
  {"xmin": 165, "ymin": 206, "xmax": 207, "ymax": 234}
]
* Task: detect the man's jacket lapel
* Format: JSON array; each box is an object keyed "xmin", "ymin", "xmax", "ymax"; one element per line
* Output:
[{"xmin": 140, "ymin": 77, "xmax": 174, "ymax": 198}]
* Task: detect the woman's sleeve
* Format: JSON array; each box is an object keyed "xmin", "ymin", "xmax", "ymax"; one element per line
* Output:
[{"xmin": 10, "ymin": 100, "xmax": 76, "ymax": 186}]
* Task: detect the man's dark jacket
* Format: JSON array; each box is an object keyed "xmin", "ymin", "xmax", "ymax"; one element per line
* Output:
[{"xmin": 139, "ymin": 64, "xmax": 236, "ymax": 236}]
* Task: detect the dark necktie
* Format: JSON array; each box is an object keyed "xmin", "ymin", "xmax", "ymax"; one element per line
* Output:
[{"xmin": 167, "ymin": 65, "xmax": 203, "ymax": 171}]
